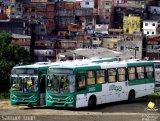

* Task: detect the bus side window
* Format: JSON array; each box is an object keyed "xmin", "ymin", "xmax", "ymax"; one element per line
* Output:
[
  {"xmin": 117, "ymin": 68, "xmax": 126, "ymax": 82},
  {"xmin": 136, "ymin": 67, "xmax": 145, "ymax": 79},
  {"xmin": 145, "ymin": 66, "xmax": 154, "ymax": 78},
  {"xmin": 128, "ymin": 67, "xmax": 136, "ymax": 80},
  {"xmin": 78, "ymin": 76, "xmax": 86, "ymax": 88},
  {"xmin": 96, "ymin": 70, "xmax": 105, "ymax": 84},
  {"xmin": 40, "ymin": 75, "xmax": 46, "ymax": 93},
  {"xmin": 108, "ymin": 68, "xmax": 116, "ymax": 83},
  {"xmin": 87, "ymin": 71, "xmax": 96, "ymax": 85}
]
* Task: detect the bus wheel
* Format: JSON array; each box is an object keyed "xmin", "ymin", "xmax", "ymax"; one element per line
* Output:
[
  {"xmin": 128, "ymin": 90, "xmax": 135, "ymax": 103},
  {"xmin": 28, "ymin": 104, "xmax": 33, "ymax": 108},
  {"xmin": 88, "ymin": 96, "xmax": 96, "ymax": 109}
]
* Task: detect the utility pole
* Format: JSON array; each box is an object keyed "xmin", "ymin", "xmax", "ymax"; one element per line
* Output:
[
  {"xmin": 126, "ymin": 46, "xmax": 139, "ymax": 59},
  {"xmin": 29, "ymin": 20, "xmax": 36, "ymax": 63}
]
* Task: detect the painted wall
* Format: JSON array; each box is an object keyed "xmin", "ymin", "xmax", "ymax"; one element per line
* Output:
[{"xmin": 123, "ymin": 16, "xmax": 141, "ymax": 34}]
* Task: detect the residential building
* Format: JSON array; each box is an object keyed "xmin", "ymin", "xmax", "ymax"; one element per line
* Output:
[
  {"xmin": 143, "ymin": 20, "xmax": 159, "ymax": 36},
  {"xmin": 9, "ymin": 0, "xmax": 30, "ymax": 18},
  {"xmin": 11, "ymin": 34, "xmax": 31, "ymax": 51},
  {"xmin": 102, "ymin": 35, "xmax": 121, "ymax": 50},
  {"xmin": 123, "ymin": 16, "xmax": 141, "ymax": 34},
  {"xmin": 0, "ymin": 19, "xmax": 27, "ymax": 35},
  {"xmin": 97, "ymin": 0, "xmax": 114, "ymax": 28},
  {"xmin": 91, "ymin": 36, "xmax": 102, "ymax": 47},
  {"xmin": 146, "ymin": 35, "xmax": 160, "ymax": 60},
  {"xmin": 0, "ymin": 2, "xmax": 9, "ymax": 20},
  {"xmin": 117, "ymin": 34, "xmax": 143, "ymax": 59},
  {"xmin": 34, "ymin": 39, "xmax": 55, "ymax": 61},
  {"xmin": 114, "ymin": 0, "xmax": 146, "ymax": 8}
]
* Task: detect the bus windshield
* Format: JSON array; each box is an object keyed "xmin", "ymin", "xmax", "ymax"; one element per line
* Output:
[
  {"xmin": 47, "ymin": 74, "xmax": 75, "ymax": 94},
  {"xmin": 11, "ymin": 76, "xmax": 38, "ymax": 93}
]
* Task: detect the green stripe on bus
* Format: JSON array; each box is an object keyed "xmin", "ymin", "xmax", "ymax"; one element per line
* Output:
[
  {"xmin": 128, "ymin": 78, "xmax": 155, "ymax": 86},
  {"xmin": 127, "ymin": 62, "xmax": 154, "ymax": 67}
]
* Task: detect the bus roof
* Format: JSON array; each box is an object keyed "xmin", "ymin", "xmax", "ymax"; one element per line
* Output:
[
  {"xmin": 49, "ymin": 60, "xmax": 155, "ymax": 70},
  {"xmin": 13, "ymin": 62, "xmax": 61, "ymax": 69},
  {"xmin": 12, "ymin": 57, "xmax": 117, "ymax": 69}
]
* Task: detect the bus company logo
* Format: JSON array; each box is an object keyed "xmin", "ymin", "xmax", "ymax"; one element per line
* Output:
[
  {"xmin": 109, "ymin": 85, "xmax": 122, "ymax": 92},
  {"xmin": 89, "ymin": 87, "xmax": 96, "ymax": 92},
  {"xmin": 144, "ymin": 101, "xmax": 159, "ymax": 112}
]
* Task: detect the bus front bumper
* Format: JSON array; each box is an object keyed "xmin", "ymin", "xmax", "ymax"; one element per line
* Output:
[
  {"xmin": 10, "ymin": 95, "xmax": 40, "ymax": 106},
  {"xmin": 46, "ymin": 96, "xmax": 75, "ymax": 108}
]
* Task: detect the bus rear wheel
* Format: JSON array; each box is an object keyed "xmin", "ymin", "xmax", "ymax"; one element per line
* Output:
[
  {"xmin": 88, "ymin": 96, "xmax": 96, "ymax": 109},
  {"xmin": 128, "ymin": 91, "xmax": 135, "ymax": 103}
]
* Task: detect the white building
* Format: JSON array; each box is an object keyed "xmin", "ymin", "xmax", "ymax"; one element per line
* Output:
[
  {"xmin": 143, "ymin": 20, "xmax": 160, "ymax": 36},
  {"xmin": 80, "ymin": 0, "xmax": 94, "ymax": 8}
]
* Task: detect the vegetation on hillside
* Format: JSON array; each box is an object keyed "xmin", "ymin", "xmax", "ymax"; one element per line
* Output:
[{"xmin": 0, "ymin": 32, "xmax": 30, "ymax": 93}]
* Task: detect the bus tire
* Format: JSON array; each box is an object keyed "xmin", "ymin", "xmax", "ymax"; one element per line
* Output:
[
  {"xmin": 128, "ymin": 90, "xmax": 135, "ymax": 103},
  {"xmin": 28, "ymin": 104, "xmax": 33, "ymax": 108},
  {"xmin": 88, "ymin": 96, "xmax": 96, "ymax": 109}
]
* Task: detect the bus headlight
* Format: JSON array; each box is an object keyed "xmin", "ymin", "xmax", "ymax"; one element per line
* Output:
[
  {"xmin": 12, "ymin": 95, "xmax": 17, "ymax": 100},
  {"xmin": 67, "ymin": 97, "xmax": 74, "ymax": 102},
  {"xmin": 30, "ymin": 96, "xmax": 38, "ymax": 101},
  {"xmin": 47, "ymin": 96, "xmax": 53, "ymax": 101}
]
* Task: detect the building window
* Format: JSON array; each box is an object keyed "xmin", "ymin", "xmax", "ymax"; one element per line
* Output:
[
  {"xmin": 120, "ymin": 46, "xmax": 124, "ymax": 50},
  {"xmin": 41, "ymin": 28, "xmax": 45, "ymax": 32},
  {"xmin": 152, "ymin": 32, "xmax": 154, "ymax": 34},
  {"xmin": 152, "ymin": 23, "xmax": 155, "ymax": 26},
  {"xmin": 147, "ymin": 31, "xmax": 149, "ymax": 34},
  {"xmin": 32, "ymin": 8, "xmax": 35, "ymax": 12},
  {"xmin": 85, "ymin": 2, "xmax": 89, "ymax": 5},
  {"xmin": 106, "ymin": 3, "xmax": 110, "ymax": 6},
  {"xmin": 145, "ymin": 23, "xmax": 148, "ymax": 26}
]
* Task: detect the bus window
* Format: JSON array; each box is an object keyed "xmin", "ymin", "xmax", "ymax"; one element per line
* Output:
[
  {"xmin": 117, "ymin": 68, "xmax": 126, "ymax": 82},
  {"xmin": 96, "ymin": 70, "xmax": 105, "ymax": 84},
  {"xmin": 108, "ymin": 69, "xmax": 116, "ymax": 83},
  {"xmin": 128, "ymin": 67, "xmax": 136, "ymax": 80},
  {"xmin": 145, "ymin": 66, "xmax": 153, "ymax": 78},
  {"xmin": 77, "ymin": 76, "xmax": 86, "ymax": 88},
  {"xmin": 87, "ymin": 71, "xmax": 96, "ymax": 85},
  {"xmin": 137, "ymin": 67, "xmax": 145, "ymax": 79}
]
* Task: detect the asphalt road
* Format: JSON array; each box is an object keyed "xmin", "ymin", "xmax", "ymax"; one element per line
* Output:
[{"xmin": 0, "ymin": 98, "xmax": 160, "ymax": 121}]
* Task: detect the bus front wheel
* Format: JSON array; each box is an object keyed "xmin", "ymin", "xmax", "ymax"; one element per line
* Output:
[
  {"xmin": 88, "ymin": 96, "xmax": 96, "ymax": 109},
  {"xmin": 128, "ymin": 91, "xmax": 135, "ymax": 103}
]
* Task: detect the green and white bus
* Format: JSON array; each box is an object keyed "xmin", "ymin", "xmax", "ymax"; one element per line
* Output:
[
  {"xmin": 10, "ymin": 58, "xmax": 116, "ymax": 107},
  {"xmin": 46, "ymin": 60, "xmax": 155, "ymax": 108},
  {"xmin": 10, "ymin": 62, "xmax": 60, "ymax": 107}
]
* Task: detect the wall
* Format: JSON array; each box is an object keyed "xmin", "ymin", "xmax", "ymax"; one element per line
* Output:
[
  {"xmin": 80, "ymin": 0, "xmax": 94, "ymax": 8},
  {"xmin": 143, "ymin": 21, "xmax": 158, "ymax": 36},
  {"xmin": 123, "ymin": 16, "xmax": 141, "ymax": 34}
]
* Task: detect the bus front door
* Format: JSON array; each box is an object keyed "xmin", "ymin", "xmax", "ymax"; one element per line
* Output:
[
  {"xmin": 76, "ymin": 74, "xmax": 88, "ymax": 108},
  {"xmin": 40, "ymin": 75, "xmax": 46, "ymax": 106}
]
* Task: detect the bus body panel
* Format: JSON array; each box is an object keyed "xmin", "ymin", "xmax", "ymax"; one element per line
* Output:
[
  {"xmin": 46, "ymin": 60, "xmax": 156, "ymax": 108},
  {"xmin": 10, "ymin": 64, "xmax": 56, "ymax": 107}
]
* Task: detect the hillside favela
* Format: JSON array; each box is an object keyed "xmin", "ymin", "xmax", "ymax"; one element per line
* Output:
[{"xmin": 0, "ymin": 0, "xmax": 160, "ymax": 121}]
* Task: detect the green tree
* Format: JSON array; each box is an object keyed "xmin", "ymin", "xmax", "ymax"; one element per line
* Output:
[{"xmin": 0, "ymin": 32, "xmax": 30, "ymax": 92}]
